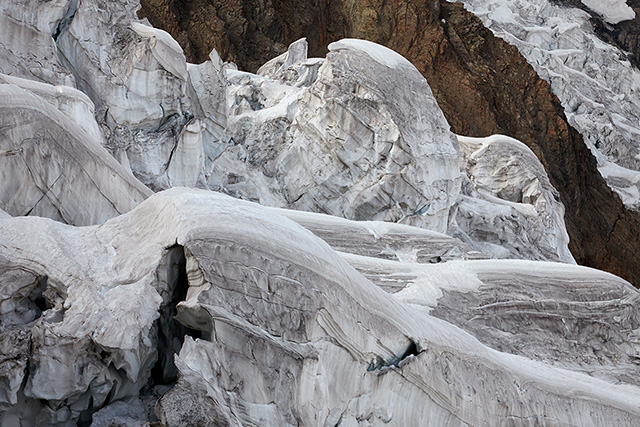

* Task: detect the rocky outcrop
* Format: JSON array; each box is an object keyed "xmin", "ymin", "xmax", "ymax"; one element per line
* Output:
[
  {"xmin": 2, "ymin": 188, "xmax": 640, "ymax": 426},
  {"xmin": 137, "ymin": 0, "xmax": 348, "ymax": 71},
  {"xmin": 601, "ymin": 0, "xmax": 640, "ymax": 65},
  {"xmin": 2, "ymin": 2, "xmax": 640, "ymax": 425},
  {"xmin": 138, "ymin": 0, "xmax": 640, "ymax": 286},
  {"xmin": 441, "ymin": 0, "xmax": 640, "ymax": 285},
  {"xmin": 406, "ymin": 2, "xmax": 640, "ymax": 285}
]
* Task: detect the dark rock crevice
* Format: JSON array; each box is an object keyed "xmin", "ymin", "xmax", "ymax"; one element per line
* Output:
[
  {"xmin": 0, "ymin": 272, "xmax": 58, "ymax": 330},
  {"xmin": 68, "ymin": 245, "xmax": 206, "ymax": 425},
  {"xmin": 52, "ymin": 0, "xmax": 79, "ymax": 42}
]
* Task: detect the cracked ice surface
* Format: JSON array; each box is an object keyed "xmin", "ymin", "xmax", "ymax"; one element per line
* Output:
[
  {"xmin": 0, "ymin": 75, "xmax": 150, "ymax": 225},
  {"xmin": 581, "ymin": 0, "xmax": 635, "ymax": 24},
  {"xmin": 1, "ymin": 189, "xmax": 639, "ymax": 425},
  {"xmin": 457, "ymin": 0, "xmax": 640, "ymax": 210}
]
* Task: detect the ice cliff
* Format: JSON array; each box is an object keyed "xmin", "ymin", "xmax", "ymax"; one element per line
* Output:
[
  {"xmin": 135, "ymin": 0, "xmax": 640, "ymax": 288},
  {"xmin": 2, "ymin": 190, "xmax": 639, "ymax": 426},
  {"xmin": 0, "ymin": 0, "xmax": 639, "ymax": 426}
]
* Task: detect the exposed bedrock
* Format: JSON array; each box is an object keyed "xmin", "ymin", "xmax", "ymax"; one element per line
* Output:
[
  {"xmin": 603, "ymin": 0, "xmax": 640, "ymax": 65},
  {"xmin": 1, "ymin": 188, "xmax": 640, "ymax": 425},
  {"xmin": 138, "ymin": 0, "xmax": 640, "ymax": 286}
]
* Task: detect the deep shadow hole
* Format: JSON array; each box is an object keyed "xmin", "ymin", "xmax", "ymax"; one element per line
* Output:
[
  {"xmin": 76, "ymin": 396, "xmax": 94, "ymax": 427},
  {"xmin": 151, "ymin": 245, "xmax": 202, "ymax": 387},
  {"xmin": 367, "ymin": 339, "xmax": 422, "ymax": 372},
  {"xmin": 396, "ymin": 340, "xmax": 420, "ymax": 366},
  {"xmin": 29, "ymin": 276, "xmax": 50, "ymax": 322}
]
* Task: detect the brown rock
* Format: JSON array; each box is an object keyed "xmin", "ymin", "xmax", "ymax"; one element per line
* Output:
[
  {"xmin": 138, "ymin": 0, "xmax": 640, "ymax": 287},
  {"xmin": 137, "ymin": 0, "xmax": 349, "ymax": 72}
]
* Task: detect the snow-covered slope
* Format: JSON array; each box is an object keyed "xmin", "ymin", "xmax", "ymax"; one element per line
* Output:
[
  {"xmin": 457, "ymin": 0, "xmax": 640, "ymax": 210},
  {"xmin": 581, "ymin": 0, "xmax": 635, "ymax": 24},
  {"xmin": 1, "ymin": 189, "xmax": 639, "ymax": 426}
]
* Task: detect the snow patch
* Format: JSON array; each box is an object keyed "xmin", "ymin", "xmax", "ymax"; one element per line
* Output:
[
  {"xmin": 581, "ymin": 0, "xmax": 635, "ymax": 24},
  {"xmin": 328, "ymin": 38, "xmax": 415, "ymax": 69}
]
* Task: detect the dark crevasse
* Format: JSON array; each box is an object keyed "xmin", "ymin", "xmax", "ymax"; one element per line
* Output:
[
  {"xmin": 151, "ymin": 244, "xmax": 202, "ymax": 387},
  {"xmin": 367, "ymin": 339, "xmax": 422, "ymax": 372},
  {"xmin": 81, "ymin": 245, "xmax": 204, "ymax": 426}
]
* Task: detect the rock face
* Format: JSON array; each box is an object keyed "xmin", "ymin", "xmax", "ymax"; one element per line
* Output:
[
  {"xmin": 553, "ymin": 0, "xmax": 640, "ymax": 68},
  {"xmin": 138, "ymin": 0, "xmax": 640, "ymax": 286},
  {"xmin": 137, "ymin": 0, "xmax": 348, "ymax": 71},
  {"xmin": 1, "ymin": 188, "xmax": 640, "ymax": 426},
  {"xmin": 597, "ymin": 0, "xmax": 640, "ymax": 65}
]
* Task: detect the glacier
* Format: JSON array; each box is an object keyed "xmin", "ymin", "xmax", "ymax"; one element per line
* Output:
[
  {"xmin": 456, "ymin": 0, "xmax": 640, "ymax": 210},
  {"xmin": 581, "ymin": 0, "xmax": 635, "ymax": 24},
  {"xmin": 0, "ymin": 0, "xmax": 639, "ymax": 425},
  {"xmin": 2, "ymin": 189, "xmax": 639, "ymax": 426}
]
